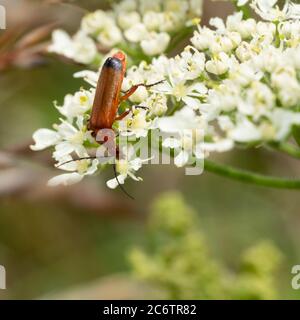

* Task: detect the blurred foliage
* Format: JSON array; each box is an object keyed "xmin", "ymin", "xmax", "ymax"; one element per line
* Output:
[{"xmin": 129, "ymin": 192, "xmax": 282, "ymax": 299}]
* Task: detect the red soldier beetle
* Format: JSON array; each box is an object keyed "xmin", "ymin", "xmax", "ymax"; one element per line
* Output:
[
  {"xmin": 88, "ymin": 51, "xmax": 163, "ymax": 138},
  {"xmin": 58, "ymin": 51, "xmax": 164, "ymax": 198}
]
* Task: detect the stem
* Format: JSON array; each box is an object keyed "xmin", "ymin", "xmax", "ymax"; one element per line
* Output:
[
  {"xmin": 204, "ymin": 160, "xmax": 300, "ymax": 189},
  {"xmin": 274, "ymin": 21, "xmax": 281, "ymax": 48},
  {"xmin": 267, "ymin": 142, "xmax": 300, "ymax": 159}
]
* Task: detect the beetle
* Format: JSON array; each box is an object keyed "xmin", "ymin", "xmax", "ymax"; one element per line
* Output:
[
  {"xmin": 88, "ymin": 51, "xmax": 163, "ymax": 138},
  {"xmin": 59, "ymin": 51, "xmax": 163, "ymax": 197}
]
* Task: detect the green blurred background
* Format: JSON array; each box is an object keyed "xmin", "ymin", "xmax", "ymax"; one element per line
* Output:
[{"xmin": 0, "ymin": 0, "xmax": 300, "ymax": 299}]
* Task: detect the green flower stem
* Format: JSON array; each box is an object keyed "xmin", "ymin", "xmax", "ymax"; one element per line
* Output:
[
  {"xmin": 161, "ymin": 141, "xmax": 300, "ymax": 189},
  {"xmin": 204, "ymin": 159, "xmax": 300, "ymax": 189},
  {"xmin": 267, "ymin": 142, "xmax": 300, "ymax": 159}
]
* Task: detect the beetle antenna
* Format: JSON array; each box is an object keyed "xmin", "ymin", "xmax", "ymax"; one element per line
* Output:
[
  {"xmin": 55, "ymin": 156, "xmax": 97, "ymax": 168},
  {"xmin": 144, "ymin": 79, "xmax": 165, "ymax": 88},
  {"xmin": 134, "ymin": 106, "xmax": 149, "ymax": 110},
  {"xmin": 113, "ymin": 164, "xmax": 135, "ymax": 200}
]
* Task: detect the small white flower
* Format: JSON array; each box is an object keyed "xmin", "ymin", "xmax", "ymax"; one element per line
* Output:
[
  {"xmin": 52, "ymin": 117, "xmax": 90, "ymax": 160},
  {"xmin": 118, "ymin": 11, "xmax": 141, "ymax": 30},
  {"xmin": 158, "ymin": 106, "xmax": 201, "ymax": 133},
  {"xmin": 124, "ymin": 23, "xmax": 149, "ymax": 42},
  {"xmin": 236, "ymin": 42, "xmax": 253, "ymax": 61},
  {"xmin": 238, "ymin": 81, "xmax": 275, "ymax": 119},
  {"xmin": 48, "ymin": 172, "xmax": 84, "ymax": 186},
  {"xmin": 157, "ymin": 70, "xmax": 207, "ymax": 108},
  {"xmin": 74, "ymin": 70, "xmax": 99, "ymax": 87},
  {"xmin": 113, "ymin": 0, "xmax": 137, "ymax": 13},
  {"xmin": 146, "ymin": 93, "xmax": 168, "ymax": 116},
  {"xmin": 205, "ymin": 52, "xmax": 231, "ymax": 75},
  {"xmin": 119, "ymin": 107, "xmax": 152, "ymax": 138},
  {"xmin": 179, "ymin": 46, "xmax": 206, "ymax": 80},
  {"xmin": 56, "ymin": 90, "xmax": 94, "ymax": 120},
  {"xmin": 158, "ymin": 107, "xmax": 206, "ymax": 166},
  {"xmin": 191, "ymin": 26, "xmax": 214, "ymax": 51},
  {"xmin": 72, "ymin": 32, "xmax": 98, "ymax": 64},
  {"xmin": 226, "ymin": 12, "xmax": 256, "ymax": 39},
  {"xmin": 208, "ymin": 81, "xmax": 240, "ymax": 112},
  {"xmin": 270, "ymin": 109, "xmax": 300, "ymax": 140},
  {"xmin": 141, "ymin": 32, "xmax": 171, "ymax": 56},
  {"xmin": 48, "ymin": 30, "xmax": 74, "ymax": 59},
  {"xmin": 143, "ymin": 11, "xmax": 164, "ymax": 31},
  {"xmin": 98, "ymin": 25, "xmax": 123, "ymax": 48},
  {"xmin": 229, "ymin": 116, "xmax": 262, "ymax": 142},
  {"xmin": 48, "ymin": 158, "xmax": 99, "ymax": 187},
  {"xmin": 81, "ymin": 10, "xmax": 115, "ymax": 35},
  {"xmin": 48, "ymin": 30, "xmax": 98, "ymax": 64},
  {"xmin": 159, "ymin": 12, "xmax": 184, "ymax": 32},
  {"xmin": 106, "ymin": 146, "xmax": 149, "ymax": 189},
  {"xmin": 30, "ymin": 129, "xmax": 60, "ymax": 151},
  {"xmin": 251, "ymin": 0, "xmax": 300, "ymax": 21},
  {"xmin": 140, "ymin": 0, "xmax": 163, "ymax": 13}
]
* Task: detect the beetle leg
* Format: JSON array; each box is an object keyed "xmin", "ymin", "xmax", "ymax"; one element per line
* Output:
[
  {"xmin": 119, "ymin": 80, "xmax": 164, "ymax": 102},
  {"xmin": 115, "ymin": 105, "xmax": 149, "ymax": 121},
  {"xmin": 115, "ymin": 110, "xmax": 131, "ymax": 121}
]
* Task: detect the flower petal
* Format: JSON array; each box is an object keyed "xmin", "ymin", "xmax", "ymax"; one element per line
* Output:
[
  {"xmin": 174, "ymin": 150, "xmax": 189, "ymax": 167},
  {"xmin": 47, "ymin": 172, "xmax": 83, "ymax": 187},
  {"xmin": 106, "ymin": 174, "xmax": 126, "ymax": 189},
  {"xmin": 30, "ymin": 129, "xmax": 60, "ymax": 151}
]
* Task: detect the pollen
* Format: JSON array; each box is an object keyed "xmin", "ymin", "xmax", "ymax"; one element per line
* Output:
[
  {"xmin": 77, "ymin": 160, "xmax": 89, "ymax": 174},
  {"xmin": 80, "ymin": 95, "xmax": 88, "ymax": 105}
]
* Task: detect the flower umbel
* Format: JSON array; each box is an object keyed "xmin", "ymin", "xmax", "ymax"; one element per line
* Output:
[
  {"xmin": 48, "ymin": 0, "xmax": 203, "ymax": 65},
  {"xmin": 32, "ymin": 0, "xmax": 300, "ymax": 190}
]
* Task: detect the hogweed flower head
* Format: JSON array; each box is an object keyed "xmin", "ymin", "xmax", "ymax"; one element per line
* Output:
[
  {"xmin": 32, "ymin": 0, "xmax": 300, "ymax": 189},
  {"xmin": 48, "ymin": 0, "xmax": 203, "ymax": 66}
]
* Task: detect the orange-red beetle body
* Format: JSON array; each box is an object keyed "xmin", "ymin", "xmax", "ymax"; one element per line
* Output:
[
  {"xmin": 88, "ymin": 51, "xmax": 163, "ymax": 139},
  {"xmin": 88, "ymin": 52, "xmax": 126, "ymax": 137}
]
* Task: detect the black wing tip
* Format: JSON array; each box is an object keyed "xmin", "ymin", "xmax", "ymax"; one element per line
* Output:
[{"xmin": 104, "ymin": 57, "xmax": 123, "ymax": 70}]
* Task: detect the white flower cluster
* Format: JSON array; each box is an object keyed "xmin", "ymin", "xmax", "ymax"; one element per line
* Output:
[
  {"xmin": 222, "ymin": 0, "xmax": 300, "ymax": 21},
  {"xmin": 32, "ymin": 0, "xmax": 300, "ymax": 189},
  {"xmin": 48, "ymin": 0, "xmax": 203, "ymax": 65},
  {"xmin": 251, "ymin": 0, "xmax": 300, "ymax": 21},
  {"xmin": 195, "ymin": 10, "xmax": 300, "ymax": 144},
  {"xmin": 31, "ymin": 89, "xmax": 99, "ymax": 186},
  {"xmin": 120, "ymin": 5, "xmax": 300, "ymax": 150}
]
